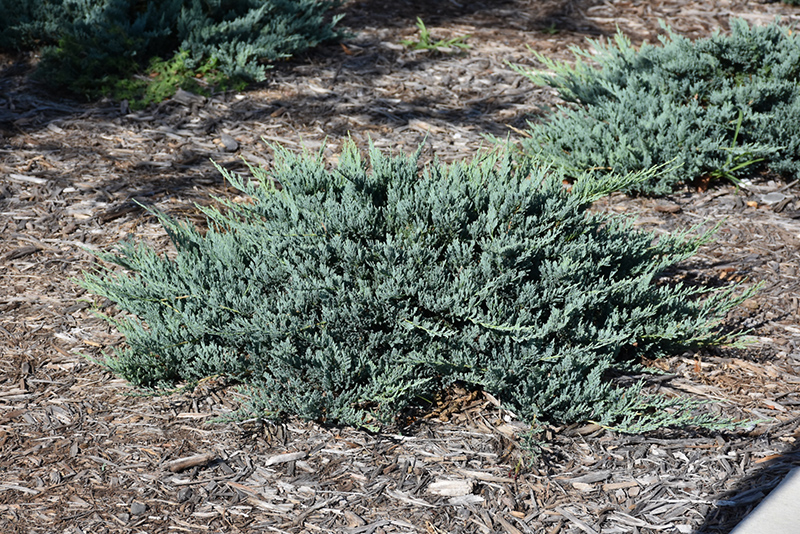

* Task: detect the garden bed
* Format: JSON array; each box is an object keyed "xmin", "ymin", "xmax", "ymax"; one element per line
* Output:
[{"xmin": 1, "ymin": 0, "xmax": 799, "ymax": 532}]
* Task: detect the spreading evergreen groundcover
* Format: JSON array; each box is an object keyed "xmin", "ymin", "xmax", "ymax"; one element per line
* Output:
[
  {"xmin": 0, "ymin": 0, "xmax": 343, "ymax": 106},
  {"xmin": 81, "ymin": 145, "xmax": 753, "ymax": 433},
  {"xmin": 513, "ymin": 18, "xmax": 800, "ymax": 195}
]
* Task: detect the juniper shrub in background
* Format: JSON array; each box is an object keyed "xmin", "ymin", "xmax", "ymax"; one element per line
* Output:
[
  {"xmin": 513, "ymin": 18, "xmax": 800, "ymax": 194},
  {"xmin": 0, "ymin": 0, "xmax": 343, "ymax": 106}
]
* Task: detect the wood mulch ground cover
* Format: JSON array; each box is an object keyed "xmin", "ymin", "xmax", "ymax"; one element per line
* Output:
[{"xmin": 2, "ymin": 0, "xmax": 800, "ymax": 532}]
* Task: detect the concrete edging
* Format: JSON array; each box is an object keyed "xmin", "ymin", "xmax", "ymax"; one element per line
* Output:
[{"xmin": 729, "ymin": 467, "xmax": 800, "ymax": 534}]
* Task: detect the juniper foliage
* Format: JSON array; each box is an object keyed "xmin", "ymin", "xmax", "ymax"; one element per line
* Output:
[
  {"xmin": 0, "ymin": 0, "xmax": 342, "ymax": 102},
  {"xmin": 177, "ymin": 0, "xmax": 344, "ymax": 81},
  {"xmin": 513, "ymin": 18, "xmax": 800, "ymax": 194},
  {"xmin": 0, "ymin": 0, "xmax": 62, "ymax": 50},
  {"xmin": 32, "ymin": 0, "xmax": 184, "ymax": 96},
  {"xmin": 81, "ymin": 144, "xmax": 751, "ymax": 431}
]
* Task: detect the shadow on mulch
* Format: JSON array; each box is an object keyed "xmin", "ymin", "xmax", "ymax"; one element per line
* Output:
[
  {"xmin": 0, "ymin": 0, "xmax": 605, "ymax": 139},
  {"xmin": 697, "ymin": 427, "xmax": 800, "ymax": 533},
  {"xmin": 341, "ymin": 0, "xmax": 604, "ymax": 33}
]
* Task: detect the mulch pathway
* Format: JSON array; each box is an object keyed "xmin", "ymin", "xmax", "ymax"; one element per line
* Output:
[{"xmin": 2, "ymin": 0, "xmax": 800, "ymax": 532}]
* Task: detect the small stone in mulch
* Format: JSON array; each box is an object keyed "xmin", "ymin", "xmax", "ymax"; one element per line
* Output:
[
  {"xmin": 130, "ymin": 501, "xmax": 147, "ymax": 516},
  {"xmin": 761, "ymin": 192, "xmax": 786, "ymax": 205},
  {"xmin": 220, "ymin": 134, "xmax": 239, "ymax": 152}
]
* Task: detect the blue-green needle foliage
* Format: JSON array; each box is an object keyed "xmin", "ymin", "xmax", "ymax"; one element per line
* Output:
[
  {"xmin": 0, "ymin": 0, "xmax": 342, "ymax": 103},
  {"xmin": 513, "ymin": 18, "xmax": 800, "ymax": 194},
  {"xmin": 81, "ymin": 144, "xmax": 751, "ymax": 432}
]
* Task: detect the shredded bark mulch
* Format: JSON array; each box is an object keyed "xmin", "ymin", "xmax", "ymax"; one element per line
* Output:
[{"xmin": 2, "ymin": 1, "xmax": 800, "ymax": 532}]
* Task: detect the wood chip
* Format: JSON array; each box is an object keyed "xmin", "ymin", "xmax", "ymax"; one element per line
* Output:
[
  {"xmin": 263, "ymin": 450, "xmax": 308, "ymax": 466},
  {"xmin": 603, "ymin": 481, "xmax": 639, "ymax": 491},
  {"xmin": 496, "ymin": 514, "xmax": 524, "ymax": 534},
  {"xmin": 385, "ymin": 488, "xmax": 435, "ymax": 507},
  {"xmin": 167, "ymin": 453, "xmax": 216, "ymax": 473},
  {"xmin": 556, "ymin": 507, "xmax": 599, "ymax": 534},
  {"xmin": 654, "ymin": 201, "xmax": 682, "ymax": 213},
  {"xmin": 8, "ymin": 173, "xmax": 48, "ymax": 184},
  {"xmin": 427, "ymin": 478, "xmax": 474, "ymax": 497}
]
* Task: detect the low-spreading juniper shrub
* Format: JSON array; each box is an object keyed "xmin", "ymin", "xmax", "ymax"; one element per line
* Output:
[
  {"xmin": 513, "ymin": 18, "xmax": 800, "ymax": 195},
  {"xmin": 0, "ymin": 0, "xmax": 342, "ymax": 105},
  {"xmin": 0, "ymin": 0, "xmax": 63, "ymax": 50},
  {"xmin": 80, "ymin": 144, "xmax": 753, "ymax": 432}
]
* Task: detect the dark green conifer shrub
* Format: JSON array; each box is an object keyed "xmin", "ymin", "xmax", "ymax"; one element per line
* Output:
[
  {"xmin": 513, "ymin": 18, "xmax": 800, "ymax": 194},
  {"xmin": 0, "ymin": 0, "xmax": 62, "ymax": 50},
  {"xmin": 80, "ymin": 144, "xmax": 752, "ymax": 432},
  {"xmin": 0, "ymin": 0, "xmax": 342, "ymax": 104}
]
